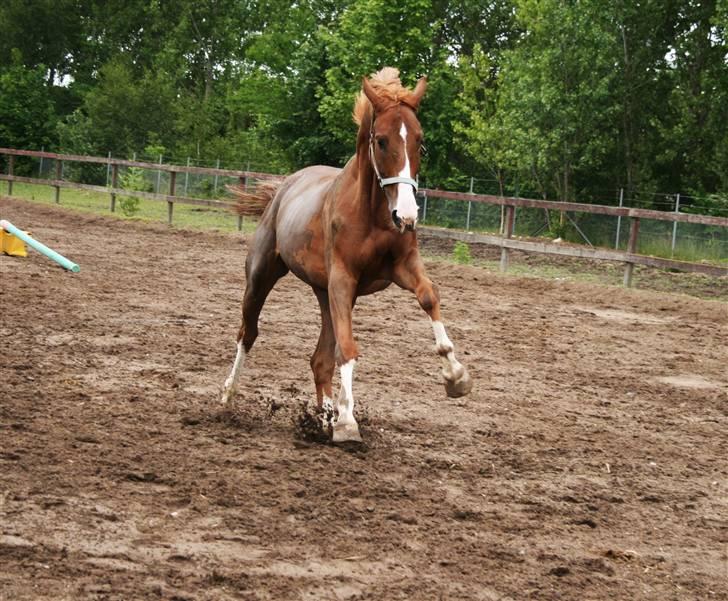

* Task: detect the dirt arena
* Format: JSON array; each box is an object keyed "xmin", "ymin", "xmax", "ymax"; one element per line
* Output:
[{"xmin": 1, "ymin": 197, "xmax": 726, "ymax": 601}]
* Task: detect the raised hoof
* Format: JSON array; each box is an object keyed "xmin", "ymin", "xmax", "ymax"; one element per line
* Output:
[
  {"xmin": 445, "ymin": 369, "xmax": 473, "ymax": 398},
  {"xmin": 332, "ymin": 422, "xmax": 363, "ymax": 443}
]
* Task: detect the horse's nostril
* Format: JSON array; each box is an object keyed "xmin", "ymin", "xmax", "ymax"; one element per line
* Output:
[{"xmin": 392, "ymin": 210, "xmax": 402, "ymax": 228}]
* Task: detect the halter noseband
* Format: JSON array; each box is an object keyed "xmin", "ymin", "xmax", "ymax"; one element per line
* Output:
[{"xmin": 369, "ymin": 118, "xmax": 419, "ymax": 192}]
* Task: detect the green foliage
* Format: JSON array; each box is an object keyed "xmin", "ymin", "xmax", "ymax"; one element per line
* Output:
[
  {"xmin": 0, "ymin": 0, "xmax": 83, "ymax": 82},
  {"xmin": 452, "ymin": 241, "xmax": 472, "ymax": 265},
  {"xmin": 459, "ymin": 0, "xmax": 619, "ymax": 203},
  {"xmin": 0, "ymin": 50, "xmax": 57, "ymax": 152},
  {"xmin": 61, "ymin": 58, "xmax": 179, "ymax": 156},
  {"xmin": 118, "ymin": 167, "xmax": 147, "ymax": 216}
]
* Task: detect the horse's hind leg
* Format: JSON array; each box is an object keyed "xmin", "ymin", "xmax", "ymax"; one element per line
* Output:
[
  {"xmin": 310, "ymin": 287, "xmax": 336, "ymax": 420},
  {"xmin": 221, "ymin": 227, "xmax": 288, "ymax": 405}
]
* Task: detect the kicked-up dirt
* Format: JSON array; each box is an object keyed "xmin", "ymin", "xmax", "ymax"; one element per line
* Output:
[{"xmin": 1, "ymin": 197, "xmax": 727, "ymax": 600}]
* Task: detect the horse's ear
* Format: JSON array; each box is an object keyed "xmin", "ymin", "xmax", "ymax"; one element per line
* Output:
[
  {"xmin": 409, "ymin": 76, "xmax": 428, "ymax": 110},
  {"xmin": 362, "ymin": 77, "xmax": 387, "ymax": 114}
]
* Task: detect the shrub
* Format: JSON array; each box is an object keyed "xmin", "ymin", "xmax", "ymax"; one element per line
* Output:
[
  {"xmin": 452, "ymin": 241, "xmax": 472, "ymax": 265},
  {"xmin": 118, "ymin": 167, "xmax": 146, "ymax": 216}
]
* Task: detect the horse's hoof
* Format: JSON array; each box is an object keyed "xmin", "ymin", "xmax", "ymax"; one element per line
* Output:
[
  {"xmin": 445, "ymin": 369, "xmax": 473, "ymax": 398},
  {"xmin": 332, "ymin": 422, "xmax": 363, "ymax": 443}
]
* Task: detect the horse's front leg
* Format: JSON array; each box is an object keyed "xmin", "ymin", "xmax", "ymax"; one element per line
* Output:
[
  {"xmin": 328, "ymin": 264, "xmax": 362, "ymax": 442},
  {"xmin": 394, "ymin": 254, "xmax": 473, "ymax": 398}
]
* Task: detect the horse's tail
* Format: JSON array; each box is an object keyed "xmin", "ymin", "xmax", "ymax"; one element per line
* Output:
[{"xmin": 226, "ymin": 179, "xmax": 282, "ymax": 216}]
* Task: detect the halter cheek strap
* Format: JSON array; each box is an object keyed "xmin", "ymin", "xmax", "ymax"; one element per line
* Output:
[{"xmin": 369, "ymin": 124, "xmax": 419, "ymax": 192}]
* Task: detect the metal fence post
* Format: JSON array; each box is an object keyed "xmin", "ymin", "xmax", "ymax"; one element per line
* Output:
[
  {"xmin": 106, "ymin": 151, "xmax": 112, "ymax": 186},
  {"xmin": 623, "ymin": 217, "xmax": 641, "ymax": 287},
  {"xmin": 615, "ymin": 188, "xmax": 624, "ymax": 249},
  {"xmin": 671, "ymin": 193, "xmax": 681, "ymax": 257},
  {"xmin": 54, "ymin": 160, "xmax": 62, "ymax": 203},
  {"xmin": 156, "ymin": 154, "xmax": 163, "ymax": 193},
  {"xmin": 422, "ymin": 192, "xmax": 428, "ymax": 223},
  {"xmin": 500, "ymin": 205, "xmax": 515, "ymax": 272},
  {"xmin": 184, "ymin": 157, "xmax": 190, "ymax": 195},
  {"xmin": 168, "ymin": 171, "xmax": 176, "ymax": 225},
  {"xmin": 39, "ymin": 147, "xmax": 44, "ymax": 178},
  {"xmin": 237, "ymin": 175, "xmax": 245, "ymax": 231},
  {"xmin": 214, "ymin": 158, "xmax": 220, "ymax": 193},
  {"xmin": 110, "ymin": 164, "xmax": 119, "ymax": 212},
  {"xmin": 466, "ymin": 176, "xmax": 473, "ymax": 230},
  {"xmin": 7, "ymin": 155, "xmax": 14, "ymax": 196}
]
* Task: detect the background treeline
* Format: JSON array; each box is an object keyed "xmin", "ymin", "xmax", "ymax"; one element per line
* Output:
[{"xmin": 1, "ymin": 0, "xmax": 727, "ymax": 213}]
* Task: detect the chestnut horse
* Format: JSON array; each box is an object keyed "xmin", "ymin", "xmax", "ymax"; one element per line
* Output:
[{"xmin": 221, "ymin": 68, "xmax": 472, "ymax": 442}]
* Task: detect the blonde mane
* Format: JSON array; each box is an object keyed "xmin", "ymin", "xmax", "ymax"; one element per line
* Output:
[{"xmin": 353, "ymin": 67, "xmax": 417, "ymax": 125}]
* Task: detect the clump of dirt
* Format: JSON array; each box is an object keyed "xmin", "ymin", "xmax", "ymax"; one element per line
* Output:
[{"xmin": 293, "ymin": 400, "xmax": 332, "ymax": 444}]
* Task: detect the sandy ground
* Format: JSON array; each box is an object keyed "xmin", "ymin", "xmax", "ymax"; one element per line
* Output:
[{"xmin": 1, "ymin": 197, "xmax": 727, "ymax": 601}]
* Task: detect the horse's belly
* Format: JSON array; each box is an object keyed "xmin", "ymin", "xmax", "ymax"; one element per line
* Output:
[{"xmin": 357, "ymin": 279, "xmax": 392, "ymax": 295}]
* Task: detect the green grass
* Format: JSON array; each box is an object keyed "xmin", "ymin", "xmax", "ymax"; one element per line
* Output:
[
  {"xmin": 3, "ymin": 181, "xmax": 258, "ymax": 234},
  {"xmin": 422, "ymin": 250, "xmax": 615, "ymax": 286},
  {"xmin": 638, "ymin": 235, "xmax": 728, "ymax": 265}
]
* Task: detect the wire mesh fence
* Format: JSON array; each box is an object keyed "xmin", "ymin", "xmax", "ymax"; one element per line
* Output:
[{"xmin": 416, "ymin": 175, "xmax": 728, "ymax": 264}]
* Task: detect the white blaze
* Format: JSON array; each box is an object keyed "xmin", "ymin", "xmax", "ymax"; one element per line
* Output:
[{"xmin": 396, "ymin": 123, "xmax": 419, "ymax": 223}]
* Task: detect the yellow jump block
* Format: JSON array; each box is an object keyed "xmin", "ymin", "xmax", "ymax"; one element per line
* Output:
[{"xmin": 0, "ymin": 229, "xmax": 29, "ymax": 257}]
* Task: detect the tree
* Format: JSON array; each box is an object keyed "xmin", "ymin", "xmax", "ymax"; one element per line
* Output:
[
  {"xmin": 457, "ymin": 0, "xmax": 620, "ymax": 203},
  {"xmin": 658, "ymin": 0, "xmax": 728, "ymax": 195},
  {"xmin": 0, "ymin": 51, "xmax": 57, "ymax": 151},
  {"xmin": 0, "ymin": 0, "xmax": 84, "ymax": 84},
  {"xmin": 58, "ymin": 58, "xmax": 178, "ymax": 157}
]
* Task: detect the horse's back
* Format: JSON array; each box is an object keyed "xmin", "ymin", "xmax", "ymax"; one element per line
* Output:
[{"xmin": 270, "ymin": 165, "xmax": 341, "ymax": 288}]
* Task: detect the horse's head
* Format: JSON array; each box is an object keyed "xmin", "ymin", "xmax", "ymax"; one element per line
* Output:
[{"xmin": 360, "ymin": 70, "xmax": 427, "ymax": 232}]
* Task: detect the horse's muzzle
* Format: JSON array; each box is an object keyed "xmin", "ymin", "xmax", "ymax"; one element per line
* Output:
[{"xmin": 392, "ymin": 210, "xmax": 416, "ymax": 233}]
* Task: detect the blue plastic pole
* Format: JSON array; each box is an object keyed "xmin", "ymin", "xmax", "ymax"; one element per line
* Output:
[{"xmin": 0, "ymin": 219, "xmax": 80, "ymax": 273}]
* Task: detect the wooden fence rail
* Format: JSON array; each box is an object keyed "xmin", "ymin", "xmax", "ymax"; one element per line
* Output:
[{"xmin": 1, "ymin": 147, "xmax": 727, "ymax": 284}]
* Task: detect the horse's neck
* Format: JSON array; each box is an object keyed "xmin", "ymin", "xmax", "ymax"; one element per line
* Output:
[{"xmin": 351, "ymin": 142, "xmax": 389, "ymax": 229}]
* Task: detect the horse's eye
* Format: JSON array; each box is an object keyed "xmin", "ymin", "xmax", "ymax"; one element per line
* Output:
[{"xmin": 377, "ymin": 137, "xmax": 388, "ymax": 151}]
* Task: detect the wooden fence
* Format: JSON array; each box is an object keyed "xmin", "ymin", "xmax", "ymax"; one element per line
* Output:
[
  {"xmin": 0, "ymin": 147, "xmax": 282, "ymax": 230},
  {"xmin": 1, "ymin": 147, "xmax": 727, "ymax": 284}
]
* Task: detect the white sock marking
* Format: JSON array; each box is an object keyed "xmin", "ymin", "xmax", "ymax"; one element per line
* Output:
[
  {"xmin": 431, "ymin": 320, "xmax": 464, "ymax": 382},
  {"xmin": 336, "ymin": 360, "xmax": 357, "ymax": 426},
  {"xmin": 221, "ymin": 340, "xmax": 245, "ymax": 402}
]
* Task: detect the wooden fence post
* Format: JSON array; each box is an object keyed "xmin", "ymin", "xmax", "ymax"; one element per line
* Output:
[
  {"xmin": 623, "ymin": 217, "xmax": 641, "ymax": 287},
  {"xmin": 54, "ymin": 160, "xmax": 62, "ymax": 203},
  {"xmin": 168, "ymin": 171, "xmax": 176, "ymax": 225},
  {"xmin": 500, "ymin": 205, "xmax": 515, "ymax": 272},
  {"xmin": 110, "ymin": 164, "xmax": 119, "ymax": 212},
  {"xmin": 7, "ymin": 155, "xmax": 14, "ymax": 196}
]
